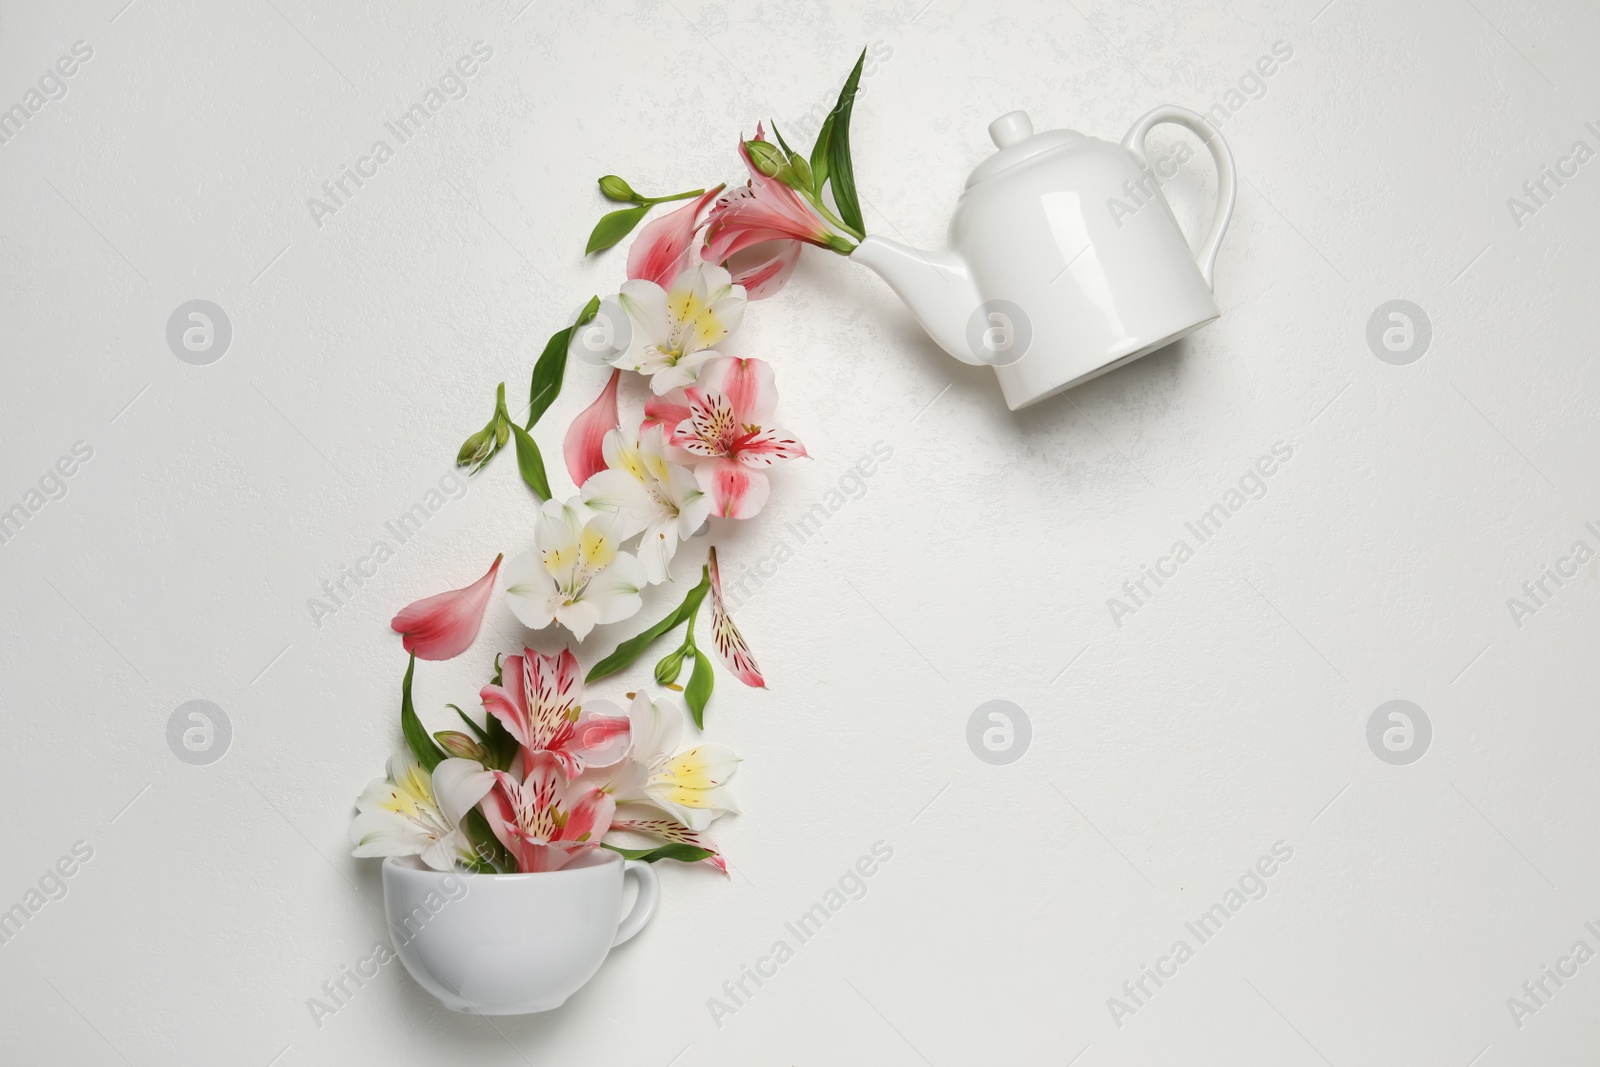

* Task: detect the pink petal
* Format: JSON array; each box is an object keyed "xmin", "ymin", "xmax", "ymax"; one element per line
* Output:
[
  {"xmin": 549, "ymin": 749, "xmax": 583, "ymax": 781},
  {"xmin": 567, "ymin": 705, "xmax": 632, "ymax": 769},
  {"xmin": 523, "ymin": 648, "xmax": 583, "ymax": 753},
  {"xmin": 698, "ymin": 356, "xmax": 778, "ymax": 426},
  {"xmin": 709, "ymin": 546, "xmax": 765, "ymax": 688},
  {"xmin": 725, "ymin": 239, "xmax": 801, "ymax": 300},
  {"xmin": 480, "ymin": 650, "xmax": 533, "ymax": 746},
  {"xmin": 564, "ymin": 369, "xmax": 622, "ymax": 487},
  {"xmin": 558, "ymin": 784, "xmax": 617, "ymax": 844},
  {"xmin": 734, "ymin": 425, "xmax": 808, "ymax": 467},
  {"xmin": 502, "ymin": 650, "xmax": 528, "ymax": 718},
  {"xmin": 704, "ymin": 196, "xmax": 830, "ymax": 263},
  {"xmin": 480, "ymin": 685, "xmax": 530, "ymax": 747},
  {"xmin": 519, "ymin": 751, "xmax": 564, "ymax": 816},
  {"xmin": 626, "ymin": 185, "xmax": 724, "ymax": 289},
  {"xmin": 520, "ymin": 842, "xmax": 592, "ymax": 872},
  {"xmin": 389, "ymin": 554, "xmax": 502, "ymax": 661},
  {"xmin": 479, "ymin": 779, "xmax": 531, "ymax": 870},
  {"xmin": 642, "ymin": 392, "xmax": 693, "ymax": 442},
  {"xmin": 696, "ymin": 457, "xmax": 770, "ymax": 519}
]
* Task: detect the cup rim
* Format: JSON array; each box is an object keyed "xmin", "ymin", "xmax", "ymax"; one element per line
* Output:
[{"xmin": 381, "ymin": 848, "xmax": 622, "ymax": 881}]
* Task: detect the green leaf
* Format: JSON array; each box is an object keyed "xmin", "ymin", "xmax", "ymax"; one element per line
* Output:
[
  {"xmin": 508, "ymin": 421, "xmax": 552, "ymax": 501},
  {"xmin": 490, "ymin": 652, "xmax": 504, "ymax": 686},
  {"xmin": 824, "ymin": 49, "xmax": 868, "ymax": 235},
  {"xmin": 447, "ymin": 703, "xmax": 489, "ymax": 743},
  {"xmin": 527, "ymin": 329, "xmax": 570, "ymax": 430},
  {"xmin": 525, "ymin": 297, "xmax": 599, "ymax": 431},
  {"xmin": 586, "ymin": 204, "xmax": 649, "ymax": 255},
  {"xmin": 685, "ymin": 650, "xmax": 714, "ymax": 729},
  {"xmin": 462, "ymin": 809, "xmax": 509, "ymax": 872},
  {"xmin": 809, "ymin": 110, "xmax": 834, "ymax": 196},
  {"xmin": 482, "ymin": 709, "xmax": 519, "ymax": 772},
  {"xmin": 399, "ymin": 655, "xmax": 445, "ymax": 772},
  {"xmin": 602, "ymin": 842, "xmax": 715, "ymax": 864},
  {"xmin": 770, "ymin": 121, "xmax": 798, "ymax": 158},
  {"xmin": 586, "ymin": 567, "xmax": 711, "ymax": 683}
]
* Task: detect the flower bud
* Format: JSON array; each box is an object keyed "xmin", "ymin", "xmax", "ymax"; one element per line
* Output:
[
  {"xmin": 787, "ymin": 151, "xmax": 813, "ymax": 190},
  {"xmin": 598, "ymin": 175, "xmax": 638, "ymax": 202},
  {"xmin": 743, "ymin": 139, "xmax": 788, "ymax": 179},
  {"xmin": 654, "ymin": 646, "xmax": 689, "ymax": 685},
  {"xmin": 456, "ymin": 426, "xmax": 494, "ymax": 467},
  {"xmin": 494, "ymin": 415, "xmax": 510, "ymax": 449},
  {"xmin": 434, "ymin": 731, "xmax": 488, "ymax": 762}
]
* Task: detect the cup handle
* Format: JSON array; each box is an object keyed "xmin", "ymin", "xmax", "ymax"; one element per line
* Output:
[
  {"xmin": 1120, "ymin": 105, "xmax": 1236, "ymax": 291},
  {"xmin": 612, "ymin": 859, "xmax": 660, "ymax": 947}
]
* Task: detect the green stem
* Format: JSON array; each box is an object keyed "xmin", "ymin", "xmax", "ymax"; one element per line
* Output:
[
  {"xmin": 640, "ymin": 187, "xmax": 705, "ymax": 206},
  {"xmin": 681, "ymin": 601, "xmax": 702, "ymax": 653},
  {"xmin": 801, "ymin": 188, "xmax": 865, "ymax": 242}
]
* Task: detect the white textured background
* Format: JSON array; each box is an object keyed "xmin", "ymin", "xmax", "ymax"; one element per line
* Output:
[{"xmin": 3, "ymin": 0, "xmax": 1598, "ymax": 1063}]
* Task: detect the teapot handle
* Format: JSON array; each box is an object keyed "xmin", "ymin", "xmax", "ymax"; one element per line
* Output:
[{"xmin": 1120, "ymin": 105, "xmax": 1236, "ymax": 291}]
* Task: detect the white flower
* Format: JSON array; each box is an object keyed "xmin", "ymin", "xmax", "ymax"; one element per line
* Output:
[
  {"xmin": 614, "ymin": 262, "xmax": 747, "ymax": 394},
  {"xmin": 349, "ymin": 750, "xmax": 495, "ymax": 872},
  {"xmin": 581, "ymin": 423, "xmax": 711, "ymax": 584},
  {"xmin": 503, "ymin": 498, "xmax": 645, "ymax": 640},
  {"xmin": 599, "ymin": 692, "xmax": 740, "ymax": 831}
]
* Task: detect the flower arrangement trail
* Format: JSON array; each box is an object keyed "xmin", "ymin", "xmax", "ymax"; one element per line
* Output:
[{"xmin": 350, "ymin": 52, "xmax": 875, "ymax": 883}]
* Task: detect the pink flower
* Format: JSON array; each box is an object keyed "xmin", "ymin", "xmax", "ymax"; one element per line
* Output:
[
  {"xmin": 626, "ymin": 185, "xmax": 724, "ymax": 289},
  {"xmin": 564, "ymin": 369, "xmax": 622, "ymax": 486},
  {"xmin": 388, "ymin": 554, "xmax": 502, "ymax": 661},
  {"xmin": 703, "ymin": 132, "xmax": 836, "ymax": 267},
  {"xmin": 479, "ymin": 647, "xmax": 631, "ymax": 778},
  {"xmin": 644, "ymin": 355, "xmax": 806, "ymax": 519},
  {"xmin": 708, "ymin": 546, "xmax": 764, "ymax": 687},
  {"xmin": 481, "ymin": 752, "xmax": 615, "ymax": 872}
]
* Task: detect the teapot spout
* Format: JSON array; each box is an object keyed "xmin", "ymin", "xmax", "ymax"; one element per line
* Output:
[{"xmin": 851, "ymin": 236, "xmax": 985, "ymax": 366}]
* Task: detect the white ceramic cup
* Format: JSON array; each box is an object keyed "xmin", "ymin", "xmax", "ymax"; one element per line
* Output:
[{"xmin": 381, "ymin": 849, "xmax": 659, "ymax": 1015}]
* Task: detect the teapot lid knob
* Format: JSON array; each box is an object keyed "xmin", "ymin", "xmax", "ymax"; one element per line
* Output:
[{"xmin": 988, "ymin": 110, "xmax": 1033, "ymax": 148}]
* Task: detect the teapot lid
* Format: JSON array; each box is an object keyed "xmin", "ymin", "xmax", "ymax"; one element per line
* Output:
[{"xmin": 966, "ymin": 111, "xmax": 1085, "ymax": 189}]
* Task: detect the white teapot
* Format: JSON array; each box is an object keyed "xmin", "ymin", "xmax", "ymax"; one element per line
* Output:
[{"xmin": 852, "ymin": 106, "xmax": 1235, "ymax": 409}]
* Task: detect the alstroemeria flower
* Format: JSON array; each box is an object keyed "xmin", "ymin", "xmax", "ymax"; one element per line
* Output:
[
  {"xmin": 389, "ymin": 554, "xmax": 502, "ymax": 661},
  {"xmin": 708, "ymin": 546, "xmax": 765, "ymax": 687},
  {"xmin": 599, "ymin": 692, "xmax": 741, "ymax": 831},
  {"xmin": 703, "ymin": 132, "xmax": 839, "ymax": 267},
  {"xmin": 479, "ymin": 646, "xmax": 630, "ymax": 778},
  {"xmin": 349, "ymin": 750, "xmax": 496, "ymax": 871},
  {"xmin": 627, "ymin": 185, "xmax": 724, "ymax": 289},
  {"xmin": 581, "ymin": 423, "xmax": 711, "ymax": 584},
  {"xmin": 645, "ymin": 355, "xmax": 806, "ymax": 519},
  {"xmin": 614, "ymin": 262, "xmax": 747, "ymax": 394},
  {"xmin": 503, "ymin": 499, "xmax": 645, "ymax": 639},
  {"xmin": 564, "ymin": 369, "xmax": 622, "ymax": 487},
  {"xmin": 481, "ymin": 751, "xmax": 616, "ymax": 873}
]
